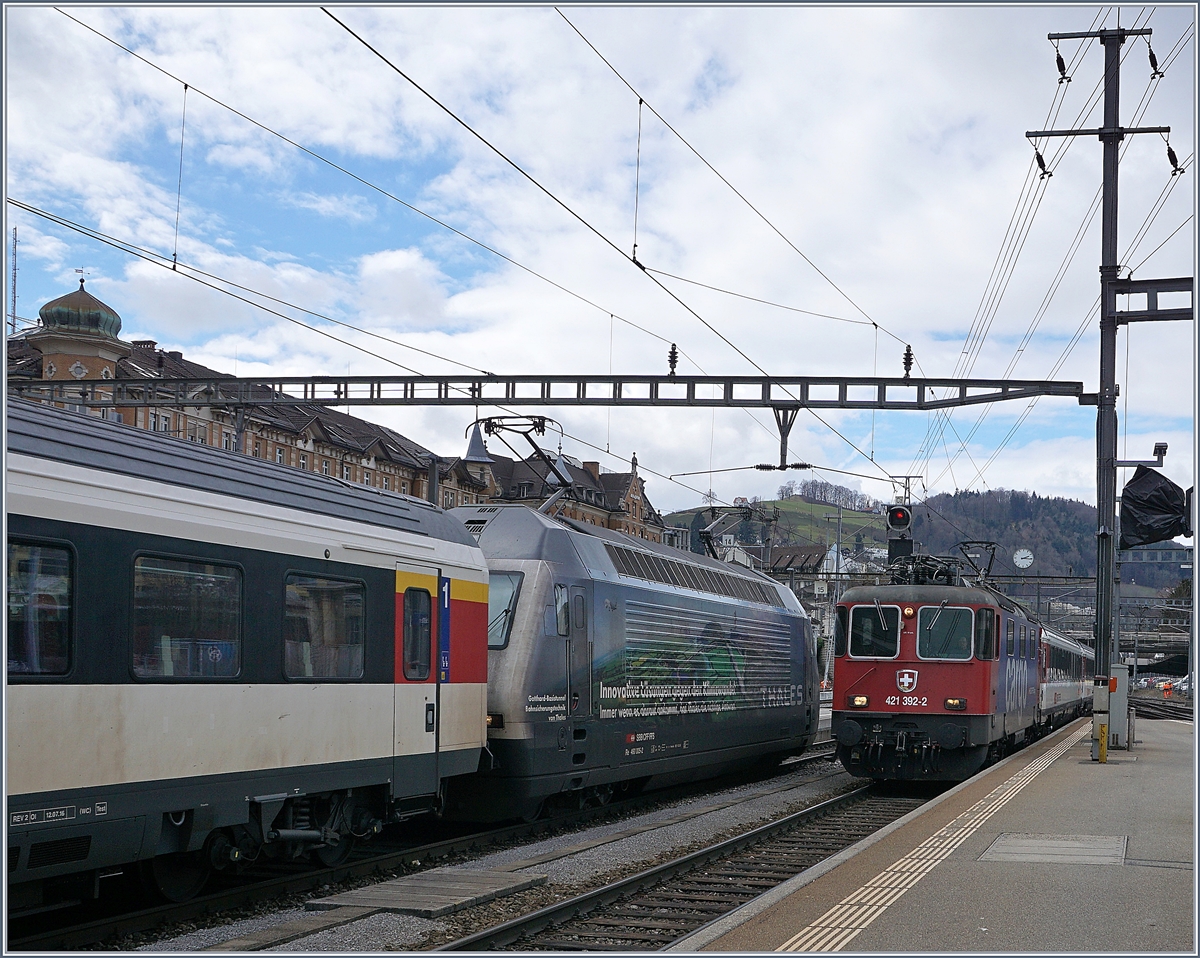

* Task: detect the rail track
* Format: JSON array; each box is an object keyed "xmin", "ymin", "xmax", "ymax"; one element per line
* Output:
[
  {"xmin": 439, "ymin": 787, "xmax": 926, "ymax": 952},
  {"xmin": 1131, "ymin": 696, "xmax": 1193, "ymax": 720},
  {"xmin": 8, "ymin": 744, "xmax": 837, "ymax": 951}
]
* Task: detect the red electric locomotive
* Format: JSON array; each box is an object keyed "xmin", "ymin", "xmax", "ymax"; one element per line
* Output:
[{"xmin": 831, "ymin": 549, "xmax": 1093, "ymax": 781}]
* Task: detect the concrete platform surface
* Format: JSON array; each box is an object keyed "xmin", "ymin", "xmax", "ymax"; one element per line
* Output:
[
  {"xmin": 677, "ymin": 717, "xmax": 1193, "ymax": 953},
  {"xmin": 305, "ymin": 867, "xmax": 546, "ymax": 918}
]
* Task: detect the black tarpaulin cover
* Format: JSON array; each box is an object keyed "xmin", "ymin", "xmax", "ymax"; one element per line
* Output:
[{"xmin": 1119, "ymin": 465, "xmax": 1193, "ymax": 549}]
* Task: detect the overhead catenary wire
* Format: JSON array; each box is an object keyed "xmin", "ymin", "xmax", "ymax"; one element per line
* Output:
[
  {"xmin": 56, "ymin": 0, "xmax": 807, "ymax": 491},
  {"xmin": 172, "ymin": 84, "xmax": 188, "ymax": 270},
  {"xmin": 554, "ymin": 6, "xmax": 891, "ymax": 336},
  {"xmin": 11, "ymin": 196, "xmax": 731, "ymax": 508},
  {"xmin": 922, "ymin": 46, "xmax": 1192, "ymax": 490},
  {"xmin": 958, "ymin": 169, "xmax": 1193, "ymax": 494},
  {"xmin": 322, "ymin": 7, "xmax": 895, "ymax": 483},
  {"xmin": 60, "ymin": 4, "xmax": 903, "ymax": 490},
  {"xmin": 932, "ymin": 13, "xmax": 1143, "ymax": 410},
  {"xmin": 644, "ymin": 268, "xmax": 874, "ymax": 329},
  {"xmin": 321, "ymin": 9, "xmax": 794, "ymax": 385},
  {"xmin": 51, "ymin": 7, "xmax": 708, "ymax": 382},
  {"xmin": 56, "ymin": 2, "xmax": 801, "ymax": 482},
  {"xmin": 8, "ymin": 199, "xmax": 490, "ymax": 375},
  {"xmin": 47, "ymin": 8, "xmax": 900, "ymax": 510},
  {"xmin": 914, "ymin": 12, "xmax": 1186, "ymax": 487}
]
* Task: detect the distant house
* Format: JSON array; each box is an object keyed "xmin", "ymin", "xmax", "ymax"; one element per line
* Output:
[{"xmin": 481, "ymin": 447, "xmax": 666, "ymax": 542}]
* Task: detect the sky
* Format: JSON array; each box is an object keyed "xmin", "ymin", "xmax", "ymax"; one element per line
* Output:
[{"xmin": 5, "ymin": 4, "xmax": 1196, "ymax": 519}]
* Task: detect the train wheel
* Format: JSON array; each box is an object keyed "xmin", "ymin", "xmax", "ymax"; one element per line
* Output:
[
  {"xmin": 519, "ymin": 799, "xmax": 545, "ymax": 824},
  {"xmin": 315, "ymin": 833, "xmax": 355, "ymax": 867},
  {"xmin": 142, "ymin": 850, "xmax": 211, "ymax": 903}
]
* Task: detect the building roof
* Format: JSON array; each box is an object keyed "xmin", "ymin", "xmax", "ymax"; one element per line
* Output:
[
  {"xmin": 463, "ymin": 423, "xmax": 493, "ymax": 463},
  {"xmin": 38, "ymin": 279, "xmax": 122, "ymax": 338}
]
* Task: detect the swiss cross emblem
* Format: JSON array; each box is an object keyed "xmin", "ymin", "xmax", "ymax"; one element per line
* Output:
[{"xmin": 896, "ymin": 669, "xmax": 919, "ymax": 692}]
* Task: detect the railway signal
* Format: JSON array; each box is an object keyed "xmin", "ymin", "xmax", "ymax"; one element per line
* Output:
[{"xmin": 886, "ymin": 504, "xmax": 913, "ymax": 535}]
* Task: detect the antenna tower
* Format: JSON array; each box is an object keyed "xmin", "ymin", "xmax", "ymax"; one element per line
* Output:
[{"xmin": 9, "ymin": 228, "xmax": 16, "ymax": 335}]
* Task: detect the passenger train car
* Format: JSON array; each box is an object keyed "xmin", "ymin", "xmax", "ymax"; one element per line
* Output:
[
  {"xmin": 6, "ymin": 400, "xmax": 489, "ymax": 908},
  {"xmin": 831, "ymin": 553, "xmax": 1093, "ymax": 781},
  {"xmin": 444, "ymin": 504, "xmax": 819, "ymax": 821}
]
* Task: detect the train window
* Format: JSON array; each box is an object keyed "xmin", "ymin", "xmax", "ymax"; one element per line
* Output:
[
  {"xmin": 555, "ymin": 584, "xmax": 570, "ymax": 636},
  {"xmin": 403, "ymin": 588, "xmax": 432, "ymax": 680},
  {"xmin": 834, "ymin": 607, "xmax": 848, "ymax": 657},
  {"xmin": 573, "ymin": 594, "xmax": 586, "ymax": 630},
  {"xmin": 132, "ymin": 557, "xmax": 241, "ymax": 679},
  {"xmin": 1019, "ymin": 625, "xmax": 1026, "ymax": 657},
  {"xmin": 1006, "ymin": 620, "xmax": 1015, "ymax": 656},
  {"xmin": 917, "ymin": 606, "xmax": 973, "ymax": 660},
  {"xmin": 974, "ymin": 608, "xmax": 996, "ymax": 659},
  {"xmin": 284, "ymin": 575, "xmax": 365, "ymax": 679},
  {"xmin": 7, "ymin": 541, "xmax": 72, "ymax": 675},
  {"xmin": 848, "ymin": 604, "xmax": 900, "ymax": 658},
  {"xmin": 487, "ymin": 572, "xmax": 523, "ymax": 649}
]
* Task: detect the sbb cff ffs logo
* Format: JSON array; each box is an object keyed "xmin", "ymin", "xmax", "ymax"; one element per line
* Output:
[{"xmin": 887, "ymin": 504, "xmax": 913, "ymax": 535}]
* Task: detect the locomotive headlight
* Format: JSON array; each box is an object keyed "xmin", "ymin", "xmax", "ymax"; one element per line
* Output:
[
  {"xmin": 849, "ymin": 694, "xmax": 869, "ymax": 708},
  {"xmin": 903, "ymin": 606, "xmax": 915, "ymax": 619},
  {"xmin": 486, "ymin": 712, "xmax": 505, "ymax": 729},
  {"xmin": 944, "ymin": 698, "xmax": 967, "ymax": 710}
]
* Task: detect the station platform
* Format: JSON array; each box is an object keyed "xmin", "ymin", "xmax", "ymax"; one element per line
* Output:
[{"xmin": 672, "ymin": 716, "xmax": 1194, "ymax": 953}]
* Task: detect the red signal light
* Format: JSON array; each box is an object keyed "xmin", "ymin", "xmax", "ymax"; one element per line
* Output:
[{"xmin": 887, "ymin": 505, "xmax": 913, "ymax": 533}]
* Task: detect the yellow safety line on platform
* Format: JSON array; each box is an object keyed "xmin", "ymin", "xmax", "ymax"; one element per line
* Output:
[{"xmin": 777, "ymin": 723, "xmax": 1091, "ymax": 952}]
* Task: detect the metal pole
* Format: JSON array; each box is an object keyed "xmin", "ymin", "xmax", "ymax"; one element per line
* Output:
[
  {"xmin": 835, "ymin": 505, "xmax": 844, "ymax": 606},
  {"xmin": 1094, "ymin": 28, "xmax": 1125, "ymax": 684}
]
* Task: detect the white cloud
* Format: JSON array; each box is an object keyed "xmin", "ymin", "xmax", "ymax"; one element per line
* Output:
[{"xmin": 282, "ymin": 191, "xmax": 376, "ymax": 223}]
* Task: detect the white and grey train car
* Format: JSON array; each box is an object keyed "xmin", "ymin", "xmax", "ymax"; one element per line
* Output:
[
  {"xmin": 1039, "ymin": 625, "xmax": 1095, "ymax": 726},
  {"xmin": 6, "ymin": 400, "xmax": 489, "ymax": 908},
  {"xmin": 444, "ymin": 503, "xmax": 818, "ymax": 821}
]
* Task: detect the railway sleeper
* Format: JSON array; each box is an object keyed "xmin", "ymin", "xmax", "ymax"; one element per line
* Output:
[
  {"xmin": 544, "ymin": 927, "xmax": 674, "ymax": 942},
  {"xmin": 582, "ymin": 916, "xmax": 702, "ymax": 930},
  {"xmin": 534, "ymin": 938, "xmax": 640, "ymax": 951}
]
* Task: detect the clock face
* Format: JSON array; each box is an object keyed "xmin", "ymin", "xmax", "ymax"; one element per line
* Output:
[{"xmin": 1013, "ymin": 548, "xmax": 1034, "ymax": 569}]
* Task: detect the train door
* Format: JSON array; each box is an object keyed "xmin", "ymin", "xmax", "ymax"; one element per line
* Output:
[
  {"xmin": 394, "ymin": 562, "xmax": 441, "ymax": 800},
  {"xmin": 568, "ymin": 585, "xmax": 592, "ymax": 721}
]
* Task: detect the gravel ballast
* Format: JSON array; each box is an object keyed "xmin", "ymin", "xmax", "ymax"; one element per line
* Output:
[{"xmin": 128, "ymin": 757, "xmax": 859, "ymax": 952}]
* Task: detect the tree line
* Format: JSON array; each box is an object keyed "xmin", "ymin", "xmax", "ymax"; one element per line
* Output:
[{"xmin": 776, "ymin": 479, "xmax": 880, "ymax": 514}]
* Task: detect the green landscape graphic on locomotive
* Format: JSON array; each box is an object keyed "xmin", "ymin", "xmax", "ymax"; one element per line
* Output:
[{"xmin": 598, "ymin": 601, "xmax": 794, "ymax": 719}]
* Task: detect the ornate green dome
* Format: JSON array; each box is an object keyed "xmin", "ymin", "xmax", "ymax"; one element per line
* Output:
[{"xmin": 38, "ymin": 279, "xmax": 122, "ymax": 338}]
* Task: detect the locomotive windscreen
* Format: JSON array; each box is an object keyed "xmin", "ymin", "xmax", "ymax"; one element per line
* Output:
[
  {"xmin": 916, "ymin": 606, "xmax": 973, "ymax": 659},
  {"xmin": 487, "ymin": 572, "xmax": 523, "ymax": 648},
  {"xmin": 849, "ymin": 605, "xmax": 900, "ymax": 657}
]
